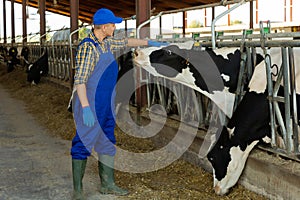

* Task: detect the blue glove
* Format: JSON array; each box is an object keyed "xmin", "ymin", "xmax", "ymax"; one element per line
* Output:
[
  {"xmin": 148, "ymin": 40, "xmax": 169, "ymax": 47},
  {"xmin": 82, "ymin": 106, "xmax": 95, "ymax": 127}
]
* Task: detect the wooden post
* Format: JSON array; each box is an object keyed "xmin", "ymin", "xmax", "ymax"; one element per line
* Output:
[
  {"xmin": 39, "ymin": 0, "xmax": 46, "ymax": 44},
  {"xmin": 135, "ymin": 0, "xmax": 151, "ymax": 110},
  {"xmin": 11, "ymin": 0, "xmax": 15, "ymax": 44},
  {"xmin": 183, "ymin": 11, "xmax": 187, "ymax": 37},
  {"xmin": 250, "ymin": 0, "xmax": 253, "ymax": 29},
  {"xmin": 3, "ymin": 0, "xmax": 7, "ymax": 43},
  {"xmin": 69, "ymin": 0, "xmax": 79, "ymax": 90},
  {"xmin": 22, "ymin": 0, "xmax": 27, "ymax": 44}
]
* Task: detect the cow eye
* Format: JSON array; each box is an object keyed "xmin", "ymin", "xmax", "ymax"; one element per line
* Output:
[
  {"xmin": 220, "ymin": 145, "xmax": 223, "ymax": 149},
  {"xmin": 167, "ymin": 50, "xmax": 172, "ymax": 55},
  {"xmin": 209, "ymin": 157, "xmax": 213, "ymax": 161}
]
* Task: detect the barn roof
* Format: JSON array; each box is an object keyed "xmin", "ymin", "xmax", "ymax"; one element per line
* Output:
[{"xmin": 9, "ymin": 0, "xmax": 238, "ymax": 23}]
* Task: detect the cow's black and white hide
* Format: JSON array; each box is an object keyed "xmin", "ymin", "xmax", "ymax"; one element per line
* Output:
[
  {"xmin": 207, "ymin": 89, "xmax": 271, "ymax": 195},
  {"xmin": 133, "ymin": 43, "xmax": 264, "ymax": 117},
  {"xmin": 207, "ymin": 47, "xmax": 300, "ymax": 195},
  {"xmin": 27, "ymin": 49, "xmax": 49, "ymax": 84}
]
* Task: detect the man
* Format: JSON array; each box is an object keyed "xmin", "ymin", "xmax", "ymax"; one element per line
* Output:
[{"xmin": 70, "ymin": 8, "xmax": 167, "ymax": 199}]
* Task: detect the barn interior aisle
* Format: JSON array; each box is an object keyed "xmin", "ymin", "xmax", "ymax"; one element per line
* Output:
[{"xmin": 0, "ymin": 63, "xmax": 268, "ymax": 199}]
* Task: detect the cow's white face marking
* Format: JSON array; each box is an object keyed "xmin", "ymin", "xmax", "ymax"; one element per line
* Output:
[
  {"xmin": 221, "ymin": 73, "xmax": 230, "ymax": 82},
  {"xmin": 213, "ymin": 140, "xmax": 259, "ymax": 195},
  {"xmin": 133, "ymin": 48, "xmax": 157, "ymax": 68},
  {"xmin": 227, "ymin": 127, "xmax": 235, "ymax": 138}
]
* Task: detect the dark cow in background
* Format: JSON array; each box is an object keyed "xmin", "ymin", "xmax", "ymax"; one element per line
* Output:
[
  {"xmin": 27, "ymin": 48, "xmax": 49, "ymax": 84},
  {"xmin": 20, "ymin": 46, "xmax": 30, "ymax": 67},
  {"xmin": 7, "ymin": 46, "xmax": 20, "ymax": 73},
  {"xmin": 0, "ymin": 46, "xmax": 8, "ymax": 62}
]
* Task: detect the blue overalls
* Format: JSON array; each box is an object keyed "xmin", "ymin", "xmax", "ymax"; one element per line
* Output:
[{"xmin": 71, "ymin": 38, "xmax": 118, "ymax": 160}]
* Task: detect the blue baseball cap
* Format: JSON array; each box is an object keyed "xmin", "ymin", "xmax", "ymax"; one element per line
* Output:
[{"xmin": 93, "ymin": 8, "xmax": 123, "ymax": 25}]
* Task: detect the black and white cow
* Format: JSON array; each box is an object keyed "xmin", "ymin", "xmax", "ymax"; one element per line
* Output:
[
  {"xmin": 133, "ymin": 42, "xmax": 263, "ymax": 117},
  {"xmin": 27, "ymin": 49, "xmax": 49, "ymax": 84},
  {"xmin": 206, "ymin": 47, "xmax": 300, "ymax": 195},
  {"xmin": 207, "ymin": 89, "xmax": 271, "ymax": 195},
  {"xmin": 207, "ymin": 79, "xmax": 300, "ymax": 195}
]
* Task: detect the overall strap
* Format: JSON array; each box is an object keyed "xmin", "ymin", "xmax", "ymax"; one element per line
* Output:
[{"xmin": 78, "ymin": 38, "xmax": 102, "ymax": 53}]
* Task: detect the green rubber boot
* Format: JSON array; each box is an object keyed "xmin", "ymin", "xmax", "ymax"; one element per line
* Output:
[
  {"xmin": 98, "ymin": 155, "xmax": 129, "ymax": 196},
  {"xmin": 72, "ymin": 159, "xmax": 87, "ymax": 200}
]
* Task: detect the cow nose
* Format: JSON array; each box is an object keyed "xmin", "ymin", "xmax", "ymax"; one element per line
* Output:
[{"xmin": 214, "ymin": 185, "xmax": 221, "ymax": 195}]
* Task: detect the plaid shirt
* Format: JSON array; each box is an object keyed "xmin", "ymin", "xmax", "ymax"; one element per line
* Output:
[{"xmin": 73, "ymin": 32, "xmax": 127, "ymax": 85}]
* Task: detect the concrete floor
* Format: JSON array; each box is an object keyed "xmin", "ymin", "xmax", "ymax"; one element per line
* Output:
[{"xmin": 0, "ymin": 84, "xmax": 118, "ymax": 200}]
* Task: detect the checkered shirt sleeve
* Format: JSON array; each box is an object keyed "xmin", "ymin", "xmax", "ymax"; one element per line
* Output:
[{"xmin": 73, "ymin": 42, "xmax": 98, "ymax": 85}]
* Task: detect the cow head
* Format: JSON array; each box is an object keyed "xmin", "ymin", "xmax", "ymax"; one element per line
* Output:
[
  {"xmin": 207, "ymin": 127, "xmax": 260, "ymax": 195},
  {"xmin": 149, "ymin": 45, "xmax": 188, "ymax": 77}
]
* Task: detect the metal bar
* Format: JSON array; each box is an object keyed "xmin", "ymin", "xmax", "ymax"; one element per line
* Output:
[
  {"xmin": 288, "ymin": 47, "xmax": 299, "ymax": 153},
  {"xmin": 199, "ymin": 40, "xmax": 300, "ymax": 48},
  {"xmin": 68, "ymin": 25, "xmax": 91, "ymax": 70},
  {"xmin": 211, "ymin": 0, "xmax": 246, "ymax": 49},
  {"xmin": 136, "ymin": 12, "xmax": 163, "ymax": 39},
  {"xmin": 264, "ymin": 49, "xmax": 276, "ymax": 147},
  {"xmin": 198, "ymin": 32, "xmax": 300, "ymax": 42},
  {"xmin": 161, "ymin": 0, "xmax": 251, "ymax": 15},
  {"xmin": 272, "ymin": 62, "xmax": 287, "ymax": 148},
  {"xmin": 234, "ymin": 51, "xmax": 246, "ymax": 110},
  {"xmin": 282, "ymin": 47, "xmax": 294, "ymax": 152}
]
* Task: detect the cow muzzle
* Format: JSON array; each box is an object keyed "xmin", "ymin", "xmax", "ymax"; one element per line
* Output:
[{"xmin": 213, "ymin": 183, "xmax": 228, "ymax": 195}]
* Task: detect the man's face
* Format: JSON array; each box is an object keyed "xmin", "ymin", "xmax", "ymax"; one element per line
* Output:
[{"xmin": 104, "ymin": 23, "xmax": 116, "ymax": 37}]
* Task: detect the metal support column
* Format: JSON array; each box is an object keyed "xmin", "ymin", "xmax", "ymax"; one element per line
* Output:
[
  {"xmin": 135, "ymin": 0, "xmax": 151, "ymax": 112},
  {"xmin": 3, "ymin": 0, "xmax": 7, "ymax": 43},
  {"xmin": 22, "ymin": 0, "xmax": 27, "ymax": 44},
  {"xmin": 69, "ymin": 0, "xmax": 79, "ymax": 89},
  {"xmin": 11, "ymin": 0, "xmax": 15, "ymax": 44},
  {"xmin": 282, "ymin": 47, "xmax": 294, "ymax": 152},
  {"xmin": 39, "ymin": 0, "xmax": 46, "ymax": 44},
  {"xmin": 249, "ymin": 0, "xmax": 253, "ymax": 29},
  {"xmin": 183, "ymin": 11, "xmax": 187, "ymax": 37}
]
